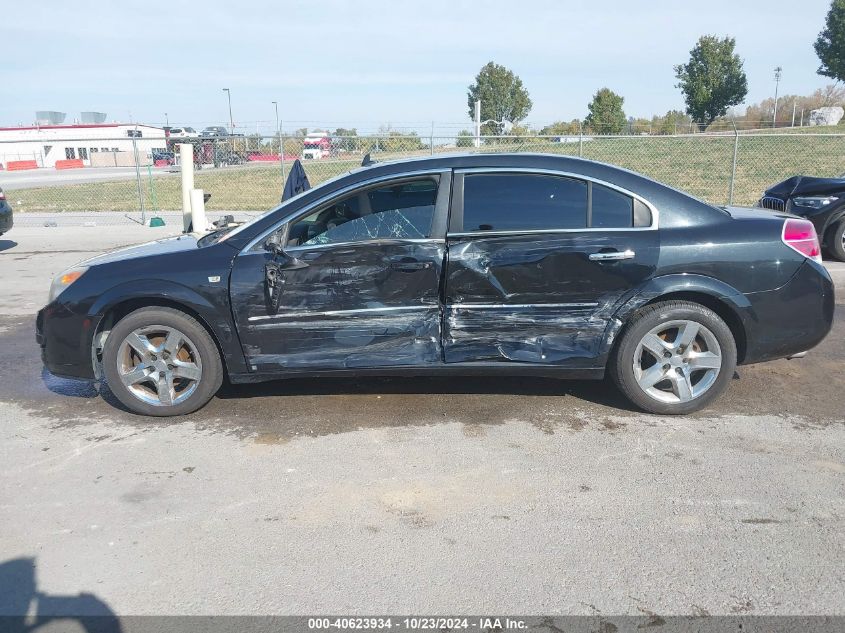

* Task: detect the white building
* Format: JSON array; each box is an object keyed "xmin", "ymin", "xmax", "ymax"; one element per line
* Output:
[{"xmin": 0, "ymin": 123, "xmax": 167, "ymax": 168}]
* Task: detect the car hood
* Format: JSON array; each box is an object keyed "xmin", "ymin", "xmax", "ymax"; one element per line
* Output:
[
  {"xmin": 80, "ymin": 234, "xmax": 200, "ymax": 267},
  {"xmin": 765, "ymin": 175, "xmax": 845, "ymax": 197}
]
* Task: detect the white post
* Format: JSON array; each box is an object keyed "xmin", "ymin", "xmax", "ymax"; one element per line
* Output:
[
  {"xmin": 179, "ymin": 143, "xmax": 194, "ymax": 233},
  {"xmin": 189, "ymin": 189, "xmax": 207, "ymax": 233},
  {"xmin": 474, "ymin": 100, "xmax": 481, "ymax": 148}
]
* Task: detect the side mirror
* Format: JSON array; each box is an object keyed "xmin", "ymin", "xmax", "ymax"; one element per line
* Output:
[{"xmin": 265, "ymin": 231, "xmax": 285, "ymax": 255}]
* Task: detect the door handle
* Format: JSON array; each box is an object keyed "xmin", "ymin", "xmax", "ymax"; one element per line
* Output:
[
  {"xmin": 589, "ymin": 249, "xmax": 635, "ymax": 262},
  {"xmin": 389, "ymin": 256, "xmax": 431, "ymax": 272}
]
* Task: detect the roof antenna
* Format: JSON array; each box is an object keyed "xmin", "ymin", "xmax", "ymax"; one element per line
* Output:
[{"xmin": 361, "ymin": 153, "xmax": 377, "ymax": 167}]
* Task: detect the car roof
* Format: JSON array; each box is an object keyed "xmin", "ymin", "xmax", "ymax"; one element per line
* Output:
[
  {"xmin": 350, "ymin": 152, "xmax": 678, "ymax": 201},
  {"xmin": 225, "ymin": 152, "xmax": 726, "ymax": 249}
]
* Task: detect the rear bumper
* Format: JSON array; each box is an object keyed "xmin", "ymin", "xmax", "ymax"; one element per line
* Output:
[{"xmin": 740, "ymin": 259, "xmax": 835, "ymax": 364}]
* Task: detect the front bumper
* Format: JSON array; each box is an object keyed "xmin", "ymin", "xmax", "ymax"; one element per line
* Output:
[
  {"xmin": 0, "ymin": 206, "xmax": 12, "ymax": 233},
  {"xmin": 37, "ymin": 302, "xmax": 99, "ymax": 380}
]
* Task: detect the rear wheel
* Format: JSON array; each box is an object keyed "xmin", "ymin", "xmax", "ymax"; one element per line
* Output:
[
  {"xmin": 610, "ymin": 300, "xmax": 737, "ymax": 415},
  {"xmin": 102, "ymin": 307, "xmax": 222, "ymax": 416},
  {"xmin": 827, "ymin": 219, "xmax": 845, "ymax": 262}
]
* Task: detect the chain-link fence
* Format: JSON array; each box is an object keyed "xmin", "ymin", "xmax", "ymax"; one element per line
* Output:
[{"xmin": 3, "ymin": 132, "xmax": 845, "ymax": 224}]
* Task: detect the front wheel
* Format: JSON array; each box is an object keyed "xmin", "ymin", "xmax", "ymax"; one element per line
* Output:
[
  {"xmin": 610, "ymin": 301, "xmax": 737, "ymax": 415},
  {"xmin": 102, "ymin": 307, "xmax": 223, "ymax": 416},
  {"xmin": 827, "ymin": 219, "xmax": 845, "ymax": 262}
]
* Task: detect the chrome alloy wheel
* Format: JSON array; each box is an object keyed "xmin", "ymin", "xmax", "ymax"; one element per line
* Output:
[
  {"xmin": 633, "ymin": 319, "xmax": 722, "ymax": 404},
  {"xmin": 116, "ymin": 325, "xmax": 203, "ymax": 407}
]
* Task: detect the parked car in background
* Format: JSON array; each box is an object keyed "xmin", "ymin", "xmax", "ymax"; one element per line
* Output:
[
  {"xmin": 200, "ymin": 126, "xmax": 229, "ymax": 138},
  {"xmin": 151, "ymin": 150, "xmax": 176, "ymax": 165},
  {"xmin": 213, "ymin": 147, "xmax": 245, "ymax": 166},
  {"xmin": 37, "ymin": 153, "xmax": 834, "ymax": 417},
  {"xmin": 0, "ymin": 188, "xmax": 13, "ymax": 236},
  {"xmin": 759, "ymin": 175, "xmax": 845, "ymax": 261},
  {"xmin": 167, "ymin": 127, "xmax": 199, "ymax": 139}
]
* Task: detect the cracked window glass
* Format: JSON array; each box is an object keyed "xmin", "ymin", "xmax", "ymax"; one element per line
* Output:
[{"xmin": 287, "ymin": 178, "xmax": 438, "ymax": 247}]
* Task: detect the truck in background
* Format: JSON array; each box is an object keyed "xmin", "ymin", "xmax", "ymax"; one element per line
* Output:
[{"xmin": 302, "ymin": 131, "xmax": 331, "ymax": 159}]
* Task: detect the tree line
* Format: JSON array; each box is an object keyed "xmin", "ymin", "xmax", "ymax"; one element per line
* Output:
[{"xmin": 460, "ymin": 0, "xmax": 845, "ymax": 137}]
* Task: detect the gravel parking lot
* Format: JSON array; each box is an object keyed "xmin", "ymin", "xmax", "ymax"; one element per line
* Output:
[{"xmin": 1, "ymin": 223, "xmax": 844, "ymax": 618}]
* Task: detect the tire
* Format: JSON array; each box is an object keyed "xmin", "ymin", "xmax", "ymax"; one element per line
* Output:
[
  {"xmin": 827, "ymin": 219, "xmax": 845, "ymax": 262},
  {"xmin": 610, "ymin": 300, "xmax": 737, "ymax": 415},
  {"xmin": 102, "ymin": 307, "xmax": 223, "ymax": 416}
]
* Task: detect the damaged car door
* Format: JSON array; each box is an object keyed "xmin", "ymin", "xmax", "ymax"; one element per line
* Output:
[
  {"xmin": 229, "ymin": 172, "xmax": 451, "ymax": 372},
  {"xmin": 443, "ymin": 169, "xmax": 659, "ymax": 367}
]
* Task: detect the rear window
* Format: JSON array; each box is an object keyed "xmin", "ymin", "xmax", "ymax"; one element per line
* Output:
[{"xmin": 461, "ymin": 173, "xmax": 587, "ymax": 232}]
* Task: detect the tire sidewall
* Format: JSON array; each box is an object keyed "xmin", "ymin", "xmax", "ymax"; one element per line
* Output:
[
  {"xmin": 102, "ymin": 308, "xmax": 222, "ymax": 416},
  {"xmin": 614, "ymin": 303, "xmax": 737, "ymax": 415},
  {"xmin": 828, "ymin": 220, "xmax": 845, "ymax": 262}
]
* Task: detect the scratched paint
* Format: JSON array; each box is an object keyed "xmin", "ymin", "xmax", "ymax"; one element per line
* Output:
[
  {"xmin": 443, "ymin": 231, "xmax": 659, "ymax": 365},
  {"xmin": 244, "ymin": 309, "xmax": 441, "ymax": 370},
  {"xmin": 230, "ymin": 240, "xmax": 447, "ymax": 371}
]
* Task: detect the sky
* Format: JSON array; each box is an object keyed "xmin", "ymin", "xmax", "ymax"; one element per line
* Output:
[{"xmin": 2, "ymin": 0, "xmax": 837, "ymax": 134}]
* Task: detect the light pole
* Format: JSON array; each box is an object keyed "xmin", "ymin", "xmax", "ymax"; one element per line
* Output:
[
  {"xmin": 222, "ymin": 88, "xmax": 234, "ymax": 132},
  {"xmin": 773, "ymin": 66, "xmax": 782, "ymax": 128},
  {"xmin": 272, "ymin": 100, "xmax": 285, "ymax": 182},
  {"xmin": 165, "ymin": 112, "xmax": 169, "ymax": 127}
]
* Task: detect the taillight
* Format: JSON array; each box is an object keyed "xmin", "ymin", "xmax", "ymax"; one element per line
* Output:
[{"xmin": 782, "ymin": 218, "xmax": 822, "ymax": 263}]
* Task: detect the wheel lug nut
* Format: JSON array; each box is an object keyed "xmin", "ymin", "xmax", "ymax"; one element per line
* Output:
[
  {"xmin": 663, "ymin": 351, "xmax": 671, "ymax": 358},
  {"xmin": 663, "ymin": 364, "xmax": 670, "ymax": 371}
]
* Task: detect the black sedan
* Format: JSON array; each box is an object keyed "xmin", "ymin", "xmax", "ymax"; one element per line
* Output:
[
  {"xmin": 37, "ymin": 153, "xmax": 834, "ymax": 416},
  {"xmin": 759, "ymin": 175, "xmax": 845, "ymax": 261},
  {"xmin": 0, "ymin": 187, "xmax": 13, "ymax": 236}
]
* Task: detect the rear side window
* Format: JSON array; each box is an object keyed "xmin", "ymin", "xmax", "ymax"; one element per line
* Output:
[
  {"xmin": 461, "ymin": 174, "xmax": 587, "ymax": 232},
  {"xmin": 459, "ymin": 173, "xmax": 653, "ymax": 232},
  {"xmin": 591, "ymin": 183, "xmax": 633, "ymax": 228}
]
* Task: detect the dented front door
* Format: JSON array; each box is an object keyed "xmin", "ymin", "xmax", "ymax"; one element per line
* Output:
[{"xmin": 229, "ymin": 172, "xmax": 450, "ymax": 373}]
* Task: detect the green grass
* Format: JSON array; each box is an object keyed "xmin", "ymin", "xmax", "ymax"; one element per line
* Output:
[
  {"xmin": 10, "ymin": 161, "xmax": 360, "ymax": 213},
  {"xmin": 10, "ymin": 133, "xmax": 845, "ymax": 212}
]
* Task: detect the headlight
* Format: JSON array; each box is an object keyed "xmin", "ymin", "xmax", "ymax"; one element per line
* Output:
[
  {"xmin": 792, "ymin": 195, "xmax": 839, "ymax": 209},
  {"xmin": 48, "ymin": 266, "xmax": 89, "ymax": 302}
]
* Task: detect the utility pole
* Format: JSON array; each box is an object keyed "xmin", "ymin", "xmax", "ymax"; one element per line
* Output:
[
  {"xmin": 273, "ymin": 100, "xmax": 284, "ymax": 182},
  {"xmin": 791, "ymin": 100, "xmax": 797, "ymax": 127},
  {"xmin": 222, "ymin": 88, "xmax": 234, "ymax": 132},
  {"xmin": 474, "ymin": 100, "xmax": 481, "ymax": 148},
  {"xmin": 165, "ymin": 112, "xmax": 169, "ymax": 127},
  {"xmin": 773, "ymin": 66, "xmax": 782, "ymax": 128}
]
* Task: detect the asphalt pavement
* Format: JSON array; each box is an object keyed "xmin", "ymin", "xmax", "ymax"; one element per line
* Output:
[{"xmin": 1, "ymin": 223, "xmax": 843, "ymax": 618}]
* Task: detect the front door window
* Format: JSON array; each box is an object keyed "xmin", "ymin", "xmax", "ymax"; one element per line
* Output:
[{"xmin": 287, "ymin": 178, "xmax": 438, "ymax": 247}]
